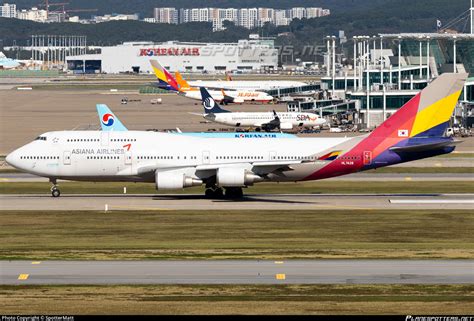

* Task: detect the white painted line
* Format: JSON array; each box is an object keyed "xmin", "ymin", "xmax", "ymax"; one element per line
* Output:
[{"xmin": 390, "ymin": 199, "xmax": 474, "ymax": 204}]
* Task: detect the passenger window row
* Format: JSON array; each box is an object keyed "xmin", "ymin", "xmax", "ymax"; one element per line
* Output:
[
  {"xmin": 86, "ymin": 156, "xmax": 120, "ymax": 160},
  {"xmin": 216, "ymin": 156, "xmax": 264, "ymax": 160},
  {"xmin": 137, "ymin": 156, "xmax": 198, "ymax": 160},
  {"xmin": 111, "ymin": 139, "xmax": 136, "ymax": 142},
  {"xmin": 277, "ymin": 156, "xmax": 314, "ymax": 160},
  {"xmin": 67, "ymin": 139, "xmax": 99, "ymax": 142},
  {"xmin": 20, "ymin": 156, "xmax": 59, "ymax": 160}
]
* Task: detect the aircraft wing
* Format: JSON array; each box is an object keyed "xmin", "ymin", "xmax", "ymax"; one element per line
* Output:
[{"xmin": 135, "ymin": 160, "xmax": 304, "ymax": 177}]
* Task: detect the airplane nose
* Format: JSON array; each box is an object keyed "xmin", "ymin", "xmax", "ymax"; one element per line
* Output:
[{"xmin": 5, "ymin": 150, "xmax": 17, "ymax": 168}]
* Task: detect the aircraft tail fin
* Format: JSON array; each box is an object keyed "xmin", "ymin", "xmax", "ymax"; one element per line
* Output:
[
  {"xmin": 149, "ymin": 59, "xmax": 180, "ymax": 91},
  {"xmin": 174, "ymin": 71, "xmax": 191, "ymax": 91},
  {"xmin": 200, "ymin": 87, "xmax": 230, "ymax": 114},
  {"xmin": 350, "ymin": 72, "xmax": 468, "ymax": 164},
  {"xmin": 372, "ymin": 72, "xmax": 467, "ymax": 139},
  {"xmin": 96, "ymin": 104, "xmax": 128, "ymax": 131}
]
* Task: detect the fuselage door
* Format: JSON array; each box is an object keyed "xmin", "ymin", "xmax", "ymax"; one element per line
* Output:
[
  {"xmin": 63, "ymin": 151, "xmax": 71, "ymax": 165},
  {"xmin": 269, "ymin": 151, "xmax": 277, "ymax": 161},
  {"xmin": 202, "ymin": 150, "xmax": 210, "ymax": 165},
  {"xmin": 101, "ymin": 132, "xmax": 109, "ymax": 146},
  {"xmin": 363, "ymin": 151, "xmax": 372, "ymax": 165},
  {"xmin": 125, "ymin": 151, "xmax": 132, "ymax": 165}
]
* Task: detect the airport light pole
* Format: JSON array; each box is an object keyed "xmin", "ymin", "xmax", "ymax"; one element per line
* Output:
[
  {"xmin": 453, "ymin": 36, "xmax": 457, "ymax": 73},
  {"xmin": 326, "ymin": 36, "xmax": 331, "ymax": 77},
  {"xmin": 419, "ymin": 35, "xmax": 423, "ymax": 79},
  {"xmin": 398, "ymin": 36, "xmax": 402, "ymax": 90},
  {"xmin": 353, "ymin": 36, "xmax": 357, "ymax": 90},
  {"xmin": 380, "ymin": 36, "xmax": 384, "ymax": 86},
  {"xmin": 332, "ymin": 36, "xmax": 336, "ymax": 98},
  {"xmin": 426, "ymin": 36, "xmax": 430, "ymax": 81}
]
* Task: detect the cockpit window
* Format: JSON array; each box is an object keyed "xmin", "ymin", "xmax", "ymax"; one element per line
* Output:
[{"xmin": 35, "ymin": 136, "xmax": 47, "ymax": 141}]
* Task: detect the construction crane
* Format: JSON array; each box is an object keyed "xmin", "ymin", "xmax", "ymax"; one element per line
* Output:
[{"xmin": 39, "ymin": 0, "xmax": 97, "ymax": 17}]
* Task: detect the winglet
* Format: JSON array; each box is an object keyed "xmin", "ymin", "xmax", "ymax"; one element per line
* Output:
[{"xmin": 96, "ymin": 104, "xmax": 128, "ymax": 131}]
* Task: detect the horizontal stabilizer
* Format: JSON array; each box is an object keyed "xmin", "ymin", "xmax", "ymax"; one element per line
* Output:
[{"xmin": 389, "ymin": 140, "xmax": 461, "ymax": 153}]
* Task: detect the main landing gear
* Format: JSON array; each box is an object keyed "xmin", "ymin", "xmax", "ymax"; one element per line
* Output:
[
  {"xmin": 204, "ymin": 186, "xmax": 244, "ymax": 199},
  {"xmin": 50, "ymin": 178, "xmax": 60, "ymax": 197},
  {"xmin": 224, "ymin": 187, "xmax": 244, "ymax": 199},
  {"xmin": 205, "ymin": 187, "xmax": 224, "ymax": 198}
]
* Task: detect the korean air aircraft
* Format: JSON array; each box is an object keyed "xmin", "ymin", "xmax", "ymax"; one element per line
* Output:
[
  {"xmin": 6, "ymin": 73, "xmax": 466, "ymax": 199},
  {"xmin": 198, "ymin": 87, "xmax": 326, "ymax": 131},
  {"xmin": 96, "ymin": 103, "xmax": 296, "ymax": 138}
]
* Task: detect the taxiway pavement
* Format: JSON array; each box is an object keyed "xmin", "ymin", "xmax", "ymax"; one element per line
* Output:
[
  {"xmin": 0, "ymin": 193, "xmax": 472, "ymax": 211},
  {"xmin": 2, "ymin": 260, "xmax": 473, "ymax": 285}
]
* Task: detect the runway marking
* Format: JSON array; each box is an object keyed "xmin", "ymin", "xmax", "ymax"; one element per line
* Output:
[
  {"xmin": 274, "ymin": 261, "xmax": 284, "ymax": 264},
  {"xmin": 31, "ymin": 261, "xmax": 41, "ymax": 264},
  {"xmin": 405, "ymin": 177, "xmax": 412, "ymax": 181},
  {"xmin": 18, "ymin": 274, "xmax": 29, "ymax": 280},
  {"xmin": 390, "ymin": 199, "xmax": 474, "ymax": 204},
  {"xmin": 276, "ymin": 274, "xmax": 286, "ymax": 280}
]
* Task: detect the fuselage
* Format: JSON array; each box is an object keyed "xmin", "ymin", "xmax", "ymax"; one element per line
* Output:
[
  {"xmin": 6, "ymin": 130, "xmax": 349, "ymax": 183},
  {"xmin": 180, "ymin": 89, "xmax": 273, "ymax": 103},
  {"xmin": 208, "ymin": 112, "xmax": 326, "ymax": 128},
  {"xmin": 188, "ymin": 80, "xmax": 307, "ymax": 91}
]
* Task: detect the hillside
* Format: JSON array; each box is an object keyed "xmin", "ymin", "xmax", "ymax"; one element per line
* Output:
[{"xmin": 0, "ymin": 0, "xmax": 470, "ymax": 61}]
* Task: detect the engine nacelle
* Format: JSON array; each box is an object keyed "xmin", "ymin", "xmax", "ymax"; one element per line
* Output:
[
  {"xmin": 280, "ymin": 122, "xmax": 293, "ymax": 130},
  {"xmin": 155, "ymin": 171, "xmax": 203, "ymax": 190},
  {"xmin": 216, "ymin": 168, "xmax": 262, "ymax": 187}
]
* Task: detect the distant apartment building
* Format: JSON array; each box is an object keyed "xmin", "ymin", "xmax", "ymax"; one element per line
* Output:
[
  {"xmin": 94, "ymin": 14, "xmax": 139, "ymax": 23},
  {"xmin": 155, "ymin": 7, "xmax": 330, "ymax": 31},
  {"xmin": 17, "ymin": 7, "xmax": 48, "ymax": 22},
  {"xmin": 154, "ymin": 7, "xmax": 178, "ymax": 24},
  {"xmin": 274, "ymin": 10, "xmax": 291, "ymax": 26},
  {"xmin": 0, "ymin": 3, "xmax": 16, "ymax": 18}
]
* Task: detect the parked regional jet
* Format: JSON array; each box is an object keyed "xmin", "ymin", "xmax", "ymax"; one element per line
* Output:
[
  {"xmin": 198, "ymin": 87, "xmax": 326, "ymax": 131},
  {"xmin": 6, "ymin": 73, "xmax": 466, "ymax": 199},
  {"xmin": 96, "ymin": 103, "xmax": 295, "ymax": 138},
  {"xmin": 150, "ymin": 60, "xmax": 274, "ymax": 104}
]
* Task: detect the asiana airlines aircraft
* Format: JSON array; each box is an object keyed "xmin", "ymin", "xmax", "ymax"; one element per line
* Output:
[{"xmin": 5, "ymin": 73, "xmax": 466, "ymax": 198}]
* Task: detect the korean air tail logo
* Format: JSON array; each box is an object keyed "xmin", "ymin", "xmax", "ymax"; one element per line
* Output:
[
  {"xmin": 102, "ymin": 113, "xmax": 115, "ymax": 126},
  {"xmin": 203, "ymin": 97, "xmax": 215, "ymax": 110}
]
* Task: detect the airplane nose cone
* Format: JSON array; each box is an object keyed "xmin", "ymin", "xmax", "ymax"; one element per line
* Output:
[{"xmin": 5, "ymin": 150, "xmax": 18, "ymax": 168}]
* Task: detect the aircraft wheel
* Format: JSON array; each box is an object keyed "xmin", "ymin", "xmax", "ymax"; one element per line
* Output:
[
  {"xmin": 205, "ymin": 188, "xmax": 214, "ymax": 198},
  {"xmin": 51, "ymin": 188, "xmax": 61, "ymax": 198},
  {"xmin": 213, "ymin": 188, "xmax": 224, "ymax": 198},
  {"xmin": 225, "ymin": 187, "xmax": 244, "ymax": 199}
]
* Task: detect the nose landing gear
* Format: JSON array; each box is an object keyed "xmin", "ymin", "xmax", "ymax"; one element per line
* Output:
[{"xmin": 50, "ymin": 178, "xmax": 60, "ymax": 197}]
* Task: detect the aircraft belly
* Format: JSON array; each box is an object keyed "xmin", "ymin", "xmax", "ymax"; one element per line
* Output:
[{"xmin": 266, "ymin": 162, "xmax": 327, "ymax": 182}]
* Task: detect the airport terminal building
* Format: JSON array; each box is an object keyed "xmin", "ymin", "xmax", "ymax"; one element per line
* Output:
[{"xmin": 66, "ymin": 37, "xmax": 278, "ymax": 74}]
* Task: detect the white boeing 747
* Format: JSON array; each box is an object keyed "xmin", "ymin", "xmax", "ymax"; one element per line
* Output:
[{"xmin": 5, "ymin": 73, "xmax": 466, "ymax": 198}]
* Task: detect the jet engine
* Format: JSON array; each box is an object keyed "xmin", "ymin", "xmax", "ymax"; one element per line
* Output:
[
  {"xmin": 155, "ymin": 171, "xmax": 203, "ymax": 190},
  {"xmin": 216, "ymin": 168, "xmax": 263, "ymax": 187}
]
